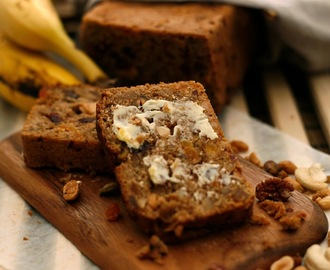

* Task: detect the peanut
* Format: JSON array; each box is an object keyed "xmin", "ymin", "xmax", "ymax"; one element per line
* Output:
[
  {"xmin": 278, "ymin": 160, "xmax": 297, "ymax": 175},
  {"xmin": 63, "ymin": 180, "xmax": 81, "ymax": 201},
  {"xmin": 270, "ymin": 255, "xmax": 294, "ymax": 270},
  {"xmin": 249, "ymin": 152, "xmax": 262, "ymax": 167},
  {"xmin": 230, "ymin": 140, "xmax": 249, "ymax": 153}
]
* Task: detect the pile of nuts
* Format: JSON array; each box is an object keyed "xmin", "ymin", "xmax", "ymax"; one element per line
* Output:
[
  {"xmin": 231, "ymin": 140, "xmax": 330, "ymax": 210},
  {"xmin": 230, "ymin": 140, "xmax": 330, "ymax": 270}
]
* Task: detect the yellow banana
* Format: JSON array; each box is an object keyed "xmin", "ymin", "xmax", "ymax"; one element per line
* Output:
[
  {"xmin": 0, "ymin": 0, "xmax": 107, "ymax": 83},
  {"xmin": 0, "ymin": 34, "xmax": 81, "ymax": 112}
]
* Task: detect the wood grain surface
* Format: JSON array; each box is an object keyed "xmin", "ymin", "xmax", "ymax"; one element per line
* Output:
[{"xmin": 0, "ymin": 133, "xmax": 328, "ymax": 270}]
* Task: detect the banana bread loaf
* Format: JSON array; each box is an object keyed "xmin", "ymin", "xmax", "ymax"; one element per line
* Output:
[
  {"xmin": 21, "ymin": 84, "xmax": 113, "ymax": 174},
  {"xmin": 80, "ymin": 1, "xmax": 257, "ymax": 112},
  {"xmin": 96, "ymin": 81, "xmax": 255, "ymax": 239}
]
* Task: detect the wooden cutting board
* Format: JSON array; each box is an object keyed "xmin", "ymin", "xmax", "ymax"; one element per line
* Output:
[{"xmin": 0, "ymin": 133, "xmax": 328, "ymax": 270}]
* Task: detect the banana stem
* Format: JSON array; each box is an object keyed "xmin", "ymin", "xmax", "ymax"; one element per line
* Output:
[{"xmin": 54, "ymin": 42, "xmax": 107, "ymax": 83}]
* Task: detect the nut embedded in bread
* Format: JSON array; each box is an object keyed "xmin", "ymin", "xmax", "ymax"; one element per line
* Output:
[{"xmin": 96, "ymin": 81, "xmax": 255, "ymax": 239}]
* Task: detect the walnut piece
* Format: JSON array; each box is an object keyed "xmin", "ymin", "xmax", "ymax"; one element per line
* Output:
[{"xmin": 256, "ymin": 178, "xmax": 294, "ymax": 202}]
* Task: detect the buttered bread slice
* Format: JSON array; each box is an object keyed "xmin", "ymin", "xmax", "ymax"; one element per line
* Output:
[{"xmin": 96, "ymin": 81, "xmax": 254, "ymax": 239}]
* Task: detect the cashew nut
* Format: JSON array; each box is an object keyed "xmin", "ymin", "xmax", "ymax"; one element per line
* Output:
[
  {"xmin": 324, "ymin": 247, "xmax": 330, "ymax": 261},
  {"xmin": 316, "ymin": 195, "xmax": 330, "ymax": 210},
  {"xmin": 304, "ymin": 244, "xmax": 330, "ymax": 270},
  {"xmin": 309, "ymin": 163, "xmax": 327, "ymax": 182},
  {"xmin": 295, "ymin": 164, "xmax": 328, "ymax": 192},
  {"xmin": 270, "ymin": 255, "xmax": 294, "ymax": 270}
]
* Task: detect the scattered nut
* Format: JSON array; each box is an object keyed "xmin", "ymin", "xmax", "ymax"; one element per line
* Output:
[
  {"xmin": 256, "ymin": 178, "xmax": 294, "ymax": 202},
  {"xmin": 270, "ymin": 255, "xmax": 294, "ymax": 270},
  {"xmin": 325, "ymin": 247, "xmax": 330, "ymax": 262},
  {"xmin": 230, "ymin": 140, "xmax": 249, "ymax": 153},
  {"xmin": 279, "ymin": 210, "xmax": 307, "ymax": 231},
  {"xmin": 283, "ymin": 177, "xmax": 304, "ymax": 193},
  {"xmin": 278, "ymin": 160, "xmax": 297, "ymax": 175},
  {"xmin": 248, "ymin": 152, "xmax": 262, "ymax": 167},
  {"xmin": 259, "ymin": 200, "xmax": 287, "ymax": 220},
  {"xmin": 63, "ymin": 180, "xmax": 81, "ymax": 201},
  {"xmin": 309, "ymin": 163, "xmax": 328, "ymax": 182},
  {"xmin": 304, "ymin": 244, "xmax": 330, "ymax": 270},
  {"xmin": 295, "ymin": 164, "xmax": 328, "ymax": 192},
  {"xmin": 263, "ymin": 160, "xmax": 280, "ymax": 176},
  {"xmin": 293, "ymin": 266, "xmax": 307, "ymax": 270},
  {"xmin": 315, "ymin": 196, "xmax": 330, "ymax": 210},
  {"xmin": 312, "ymin": 189, "xmax": 330, "ymax": 201},
  {"xmin": 277, "ymin": 170, "xmax": 289, "ymax": 179}
]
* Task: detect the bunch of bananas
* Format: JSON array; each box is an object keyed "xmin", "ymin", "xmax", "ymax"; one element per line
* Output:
[{"xmin": 0, "ymin": 0, "xmax": 107, "ymax": 112}]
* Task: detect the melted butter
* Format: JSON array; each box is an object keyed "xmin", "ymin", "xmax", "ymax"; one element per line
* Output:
[
  {"xmin": 193, "ymin": 163, "xmax": 220, "ymax": 186},
  {"xmin": 112, "ymin": 99, "xmax": 218, "ymax": 149},
  {"xmin": 143, "ymin": 154, "xmax": 231, "ymax": 189},
  {"xmin": 143, "ymin": 156, "xmax": 187, "ymax": 185}
]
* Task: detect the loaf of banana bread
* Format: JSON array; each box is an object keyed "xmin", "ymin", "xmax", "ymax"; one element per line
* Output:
[
  {"xmin": 21, "ymin": 84, "xmax": 113, "ymax": 174},
  {"xmin": 96, "ymin": 81, "xmax": 255, "ymax": 239},
  {"xmin": 80, "ymin": 1, "xmax": 257, "ymax": 112}
]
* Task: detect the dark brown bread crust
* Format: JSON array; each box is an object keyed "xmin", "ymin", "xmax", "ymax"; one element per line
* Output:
[
  {"xmin": 96, "ymin": 81, "xmax": 254, "ymax": 240},
  {"xmin": 21, "ymin": 84, "xmax": 113, "ymax": 174},
  {"xmin": 80, "ymin": 1, "xmax": 256, "ymax": 112}
]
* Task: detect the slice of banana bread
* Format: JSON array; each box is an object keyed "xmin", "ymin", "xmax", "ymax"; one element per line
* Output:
[
  {"xmin": 96, "ymin": 81, "xmax": 254, "ymax": 239},
  {"xmin": 21, "ymin": 84, "xmax": 113, "ymax": 174},
  {"xmin": 80, "ymin": 1, "xmax": 257, "ymax": 112}
]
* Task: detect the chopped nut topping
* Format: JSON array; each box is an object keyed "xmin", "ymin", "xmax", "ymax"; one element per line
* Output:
[{"xmin": 279, "ymin": 211, "xmax": 307, "ymax": 230}]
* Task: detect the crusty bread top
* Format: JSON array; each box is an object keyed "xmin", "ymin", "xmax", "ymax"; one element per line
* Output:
[{"xmin": 84, "ymin": 1, "xmax": 237, "ymax": 35}]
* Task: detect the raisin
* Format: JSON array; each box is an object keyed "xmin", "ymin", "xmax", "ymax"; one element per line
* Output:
[
  {"xmin": 48, "ymin": 112, "xmax": 63, "ymax": 124},
  {"xmin": 105, "ymin": 202, "xmax": 121, "ymax": 221},
  {"xmin": 78, "ymin": 117, "xmax": 95, "ymax": 123}
]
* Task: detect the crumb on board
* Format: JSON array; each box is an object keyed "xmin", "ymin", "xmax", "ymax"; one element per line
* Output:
[{"xmin": 136, "ymin": 235, "xmax": 169, "ymax": 264}]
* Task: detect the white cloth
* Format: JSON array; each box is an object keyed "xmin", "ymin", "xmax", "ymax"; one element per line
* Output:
[{"xmin": 88, "ymin": 0, "xmax": 330, "ymax": 72}]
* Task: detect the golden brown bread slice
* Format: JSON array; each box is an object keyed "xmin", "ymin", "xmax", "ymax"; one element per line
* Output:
[{"xmin": 96, "ymin": 81, "xmax": 255, "ymax": 240}]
